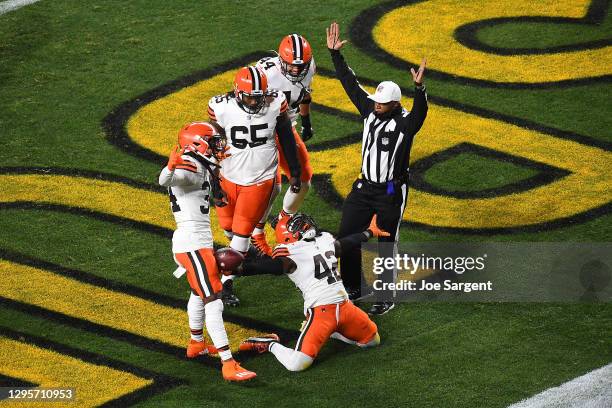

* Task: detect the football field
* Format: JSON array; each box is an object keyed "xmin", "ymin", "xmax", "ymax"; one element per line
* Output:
[{"xmin": 1, "ymin": 0, "xmax": 611, "ymax": 406}]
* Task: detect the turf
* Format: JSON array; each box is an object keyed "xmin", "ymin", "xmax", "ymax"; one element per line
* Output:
[
  {"xmin": 0, "ymin": 0, "xmax": 610, "ymax": 407},
  {"xmin": 423, "ymin": 153, "xmax": 539, "ymax": 192}
]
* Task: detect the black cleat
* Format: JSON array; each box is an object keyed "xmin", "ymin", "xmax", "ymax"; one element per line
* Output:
[
  {"xmin": 368, "ymin": 302, "xmax": 395, "ymax": 316},
  {"xmin": 222, "ymin": 280, "xmax": 240, "ymax": 307},
  {"xmin": 347, "ymin": 286, "xmax": 373, "ymax": 302}
]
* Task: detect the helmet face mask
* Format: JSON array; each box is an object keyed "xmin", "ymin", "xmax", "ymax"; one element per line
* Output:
[
  {"xmin": 235, "ymin": 90, "xmax": 266, "ymax": 114},
  {"xmin": 275, "ymin": 213, "xmax": 319, "ymax": 243},
  {"xmin": 234, "ymin": 66, "xmax": 268, "ymax": 114},
  {"xmin": 178, "ymin": 122, "xmax": 227, "ymax": 161},
  {"xmin": 278, "ymin": 34, "xmax": 313, "ymax": 83},
  {"xmin": 279, "ymin": 59, "xmax": 310, "ymax": 83}
]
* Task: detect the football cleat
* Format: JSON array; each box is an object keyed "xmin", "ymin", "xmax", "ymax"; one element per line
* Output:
[
  {"xmin": 368, "ymin": 301, "xmax": 395, "ymax": 316},
  {"xmin": 221, "ymin": 279, "xmax": 240, "ymax": 307},
  {"xmin": 250, "ymin": 232, "xmax": 273, "ymax": 257},
  {"xmin": 239, "ymin": 333, "xmax": 280, "ymax": 354},
  {"xmin": 186, "ymin": 339, "xmax": 216, "ymax": 358},
  {"xmin": 222, "ymin": 360, "xmax": 257, "ymax": 382}
]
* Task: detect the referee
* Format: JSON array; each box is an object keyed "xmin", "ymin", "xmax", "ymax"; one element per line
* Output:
[{"xmin": 326, "ymin": 22, "xmax": 428, "ymax": 315}]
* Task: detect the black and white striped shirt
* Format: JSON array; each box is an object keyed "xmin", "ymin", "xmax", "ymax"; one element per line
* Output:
[{"xmin": 331, "ymin": 49, "xmax": 428, "ymax": 184}]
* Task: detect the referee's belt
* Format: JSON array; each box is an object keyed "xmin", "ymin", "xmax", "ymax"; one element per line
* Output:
[{"xmin": 359, "ymin": 173, "xmax": 409, "ymax": 188}]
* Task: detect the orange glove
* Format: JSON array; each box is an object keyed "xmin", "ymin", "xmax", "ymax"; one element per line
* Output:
[
  {"xmin": 367, "ymin": 215, "xmax": 390, "ymax": 238},
  {"xmin": 167, "ymin": 145, "xmax": 186, "ymax": 170}
]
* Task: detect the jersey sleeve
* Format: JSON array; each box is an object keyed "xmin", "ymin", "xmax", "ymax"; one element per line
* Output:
[
  {"xmin": 278, "ymin": 92, "xmax": 288, "ymax": 114},
  {"xmin": 158, "ymin": 156, "xmax": 202, "ymax": 187},
  {"xmin": 207, "ymin": 99, "xmax": 218, "ymax": 122},
  {"xmin": 272, "ymin": 244, "xmax": 290, "ymax": 259}
]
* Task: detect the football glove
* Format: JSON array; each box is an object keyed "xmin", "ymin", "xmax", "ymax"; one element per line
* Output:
[
  {"xmin": 367, "ymin": 215, "xmax": 390, "ymax": 238},
  {"xmin": 167, "ymin": 145, "xmax": 187, "ymax": 171}
]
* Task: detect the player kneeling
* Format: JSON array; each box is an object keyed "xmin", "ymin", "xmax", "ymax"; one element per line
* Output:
[
  {"xmin": 225, "ymin": 213, "xmax": 385, "ymax": 371},
  {"xmin": 159, "ymin": 122, "xmax": 255, "ymax": 381}
]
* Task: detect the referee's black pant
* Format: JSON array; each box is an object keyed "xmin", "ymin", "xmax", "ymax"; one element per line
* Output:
[{"xmin": 338, "ymin": 178, "xmax": 409, "ymax": 296}]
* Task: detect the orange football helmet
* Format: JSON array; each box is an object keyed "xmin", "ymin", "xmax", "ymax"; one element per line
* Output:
[
  {"xmin": 275, "ymin": 213, "xmax": 319, "ymax": 244},
  {"xmin": 178, "ymin": 122, "xmax": 227, "ymax": 161},
  {"xmin": 278, "ymin": 34, "xmax": 313, "ymax": 82},
  {"xmin": 234, "ymin": 66, "xmax": 268, "ymax": 114}
]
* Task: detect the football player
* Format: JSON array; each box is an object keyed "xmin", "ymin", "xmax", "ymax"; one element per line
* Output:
[
  {"xmin": 251, "ymin": 34, "xmax": 316, "ymax": 256},
  {"xmin": 208, "ymin": 65, "xmax": 301, "ymax": 306},
  {"xmin": 226, "ymin": 214, "xmax": 387, "ymax": 371},
  {"xmin": 158, "ymin": 122, "xmax": 256, "ymax": 382}
]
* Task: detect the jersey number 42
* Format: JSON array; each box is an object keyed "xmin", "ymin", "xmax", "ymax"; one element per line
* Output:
[{"xmin": 313, "ymin": 251, "xmax": 340, "ymax": 285}]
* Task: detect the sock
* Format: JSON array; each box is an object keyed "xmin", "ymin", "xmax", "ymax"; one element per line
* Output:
[
  {"xmin": 230, "ymin": 235, "xmax": 249, "ymax": 253},
  {"xmin": 220, "ymin": 274, "xmax": 235, "ymax": 284},
  {"xmin": 282, "ymin": 180, "xmax": 310, "ymax": 214},
  {"xmin": 252, "ymin": 222, "xmax": 266, "ymax": 236},
  {"xmin": 268, "ymin": 343, "xmax": 313, "ymax": 371},
  {"xmin": 187, "ymin": 293, "xmax": 205, "ymax": 341},
  {"xmin": 204, "ymin": 299, "xmax": 232, "ymax": 360},
  {"xmin": 223, "ymin": 230, "xmax": 234, "ymax": 240},
  {"xmin": 330, "ymin": 331, "xmax": 356, "ymax": 345}
]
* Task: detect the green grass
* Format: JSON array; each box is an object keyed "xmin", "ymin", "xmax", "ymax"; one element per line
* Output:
[
  {"xmin": 423, "ymin": 153, "xmax": 539, "ymax": 192},
  {"xmin": 0, "ymin": 1, "xmax": 610, "ymax": 407},
  {"xmin": 477, "ymin": 14, "xmax": 612, "ymax": 50}
]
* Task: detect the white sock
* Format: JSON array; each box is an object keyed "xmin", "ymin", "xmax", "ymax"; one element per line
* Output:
[
  {"xmin": 187, "ymin": 293, "xmax": 205, "ymax": 341},
  {"xmin": 269, "ymin": 343, "xmax": 313, "ymax": 371},
  {"xmin": 330, "ymin": 331, "xmax": 356, "ymax": 345},
  {"xmin": 220, "ymin": 274, "xmax": 235, "ymax": 284},
  {"xmin": 330, "ymin": 332, "xmax": 380, "ymax": 348},
  {"xmin": 282, "ymin": 180, "xmax": 310, "ymax": 214},
  {"xmin": 223, "ymin": 230, "xmax": 234, "ymax": 240},
  {"xmin": 204, "ymin": 299, "xmax": 232, "ymax": 360},
  {"xmin": 230, "ymin": 235, "xmax": 249, "ymax": 253}
]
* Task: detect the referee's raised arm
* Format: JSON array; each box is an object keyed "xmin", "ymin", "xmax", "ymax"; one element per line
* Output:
[
  {"xmin": 327, "ymin": 21, "xmax": 428, "ymax": 316},
  {"xmin": 326, "ymin": 22, "xmax": 373, "ymax": 118}
]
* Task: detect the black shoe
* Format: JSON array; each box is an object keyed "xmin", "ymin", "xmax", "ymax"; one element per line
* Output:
[
  {"xmin": 347, "ymin": 286, "xmax": 373, "ymax": 302},
  {"xmin": 222, "ymin": 280, "xmax": 240, "ymax": 307},
  {"xmin": 368, "ymin": 302, "xmax": 395, "ymax": 315}
]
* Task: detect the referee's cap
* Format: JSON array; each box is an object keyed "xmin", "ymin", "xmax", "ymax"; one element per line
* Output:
[{"xmin": 368, "ymin": 81, "xmax": 401, "ymax": 103}]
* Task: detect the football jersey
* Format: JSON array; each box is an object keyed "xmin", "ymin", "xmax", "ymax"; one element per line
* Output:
[
  {"xmin": 256, "ymin": 56, "xmax": 315, "ymax": 125},
  {"xmin": 158, "ymin": 156, "xmax": 213, "ymax": 253},
  {"xmin": 273, "ymin": 232, "xmax": 348, "ymax": 310},
  {"xmin": 208, "ymin": 92, "xmax": 288, "ymax": 185}
]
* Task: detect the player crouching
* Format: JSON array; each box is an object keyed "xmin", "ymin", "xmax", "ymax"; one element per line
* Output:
[
  {"xmin": 159, "ymin": 122, "xmax": 255, "ymax": 381},
  {"xmin": 223, "ymin": 213, "xmax": 386, "ymax": 371}
]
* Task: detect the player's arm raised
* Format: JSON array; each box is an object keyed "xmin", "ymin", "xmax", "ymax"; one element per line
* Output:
[
  {"xmin": 159, "ymin": 145, "xmax": 201, "ymax": 187},
  {"xmin": 333, "ymin": 215, "xmax": 390, "ymax": 258}
]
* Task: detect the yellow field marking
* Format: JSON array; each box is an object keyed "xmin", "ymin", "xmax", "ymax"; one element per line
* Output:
[
  {"xmin": 0, "ymin": 173, "xmax": 231, "ymax": 245},
  {"xmin": 0, "ymin": 336, "xmax": 152, "ymax": 408},
  {"xmin": 128, "ymin": 65, "xmax": 612, "ymax": 229},
  {"xmin": 374, "ymin": 0, "xmax": 611, "ymax": 83},
  {"xmin": 0, "ymin": 260, "xmax": 261, "ymax": 352},
  {"xmin": 128, "ymin": 68, "xmax": 237, "ymax": 157},
  {"xmin": 313, "ymin": 75, "xmax": 612, "ymax": 228}
]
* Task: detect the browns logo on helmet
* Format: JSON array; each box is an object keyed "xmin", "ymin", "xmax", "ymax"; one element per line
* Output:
[
  {"xmin": 233, "ymin": 66, "xmax": 268, "ymax": 114},
  {"xmin": 278, "ymin": 34, "xmax": 313, "ymax": 83}
]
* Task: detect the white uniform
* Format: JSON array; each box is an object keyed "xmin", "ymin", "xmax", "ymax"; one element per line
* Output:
[
  {"xmin": 256, "ymin": 56, "xmax": 316, "ymax": 125},
  {"xmin": 273, "ymin": 232, "xmax": 348, "ymax": 311},
  {"xmin": 158, "ymin": 156, "xmax": 213, "ymax": 253},
  {"xmin": 208, "ymin": 92, "xmax": 288, "ymax": 185}
]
